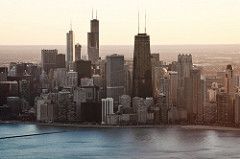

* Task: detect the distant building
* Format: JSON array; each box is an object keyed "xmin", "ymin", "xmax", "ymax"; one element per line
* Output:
[
  {"xmin": 106, "ymin": 54, "xmax": 125, "ymax": 106},
  {"xmin": 0, "ymin": 81, "xmax": 18, "ymax": 106},
  {"xmin": 66, "ymin": 29, "xmax": 74, "ymax": 69},
  {"xmin": 36, "ymin": 95, "xmax": 54, "ymax": 122},
  {"xmin": 235, "ymin": 93, "xmax": 240, "ymax": 125},
  {"xmin": 66, "ymin": 71, "xmax": 78, "ymax": 88},
  {"xmin": 184, "ymin": 68, "xmax": 204, "ymax": 123},
  {"xmin": 216, "ymin": 91, "xmax": 234, "ymax": 125},
  {"xmin": 132, "ymin": 33, "xmax": 153, "ymax": 98},
  {"xmin": 41, "ymin": 49, "xmax": 58, "ymax": 73},
  {"xmin": 87, "ymin": 15, "xmax": 99, "ymax": 64},
  {"xmin": 0, "ymin": 67, "xmax": 8, "ymax": 81},
  {"xmin": 176, "ymin": 54, "xmax": 193, "ymax": 118},
  {"xmin": 75, "ymin": 43, "xmax": 82, "ymax": 61},
  {"xmin": 56, "ymin": 54, "xmax": 66, "ymax": 68}
]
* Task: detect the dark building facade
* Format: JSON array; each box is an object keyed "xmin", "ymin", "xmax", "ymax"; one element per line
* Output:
[
  {"xmin": 80, "ymin": 102, "xmax": 102, "ymax": 123},
  {"xmin": 41, "ymin": 49, "xmax": 58, "ymax": 73},
  {"xmin": 87, "ymin": 17, "xmax": 99, "ymax": 64},
  {"xmin": 56, "ymin": 54, "xmax": 66, "ymax": 68},
  {"xmin": 75, "ymin": 43, "xmax": 82, "ymax": 61},
  {"xmin": 75, "ymin": 60, "xmax": 92, "ymax": 86},
  {"xmin": 0, "ymin": 81, "xmax": 18, "ymax": 106},
  {"xmin": 132, "ymin": 33, "xmax": 153, "ymax": 98},
  {"xmin": 0, "ymin": 67, "xmax": 8, "ymax": 81}
]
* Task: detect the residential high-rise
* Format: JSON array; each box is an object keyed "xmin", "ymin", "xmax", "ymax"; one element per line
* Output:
[
  {"xmin": 75, "ymin": 43, "xmax": 82, "ymax": 61},
  {"xmin": 66, "ymin": 29, "xmax": 74, "ymax": 69},
  {"xmin": 101, "ymin": 98, "xmax": 114, "ymax": 124},
  {"xmin": 87, "ymin": 13, "xmax": 99, "ymax": 64},
  {"xmin": 176, "ymin": 54, "xmax": 193, "ymax": 114},
  {"xmin": 106, "ymin": 54, "xmax": 124, "ymax": 106},
  {"xmin": 132, "ymin": 33, "xmax": 152, "ymax": 98},
  {"xmin": 184, "ymin": 68, "xmax": 204, "ymax": 123},
  {"xmin": 41, "ymin": 49, "xmax": 58, "ymax": 73}
]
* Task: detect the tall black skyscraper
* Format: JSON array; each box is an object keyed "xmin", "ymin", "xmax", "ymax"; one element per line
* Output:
[
  {"xmin": 132, "ymin": 33, "xmax": 152, "ymax": 98},
  {"xmin": 88, "ymin": 11, "xmax": 99, "ymax": 64}
]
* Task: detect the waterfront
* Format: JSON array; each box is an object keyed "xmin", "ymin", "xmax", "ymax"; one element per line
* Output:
[{"xmin": 1, "ymin": 123, "xmax": 240, "ymax": 159}]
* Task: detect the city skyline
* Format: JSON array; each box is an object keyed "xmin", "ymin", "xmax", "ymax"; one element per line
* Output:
[{"xmin": 1, "ymin": 0, "xmax": 240, "ymax": 45}]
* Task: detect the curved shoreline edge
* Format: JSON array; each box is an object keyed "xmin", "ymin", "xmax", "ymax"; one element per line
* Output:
[{"xmin": 1, "ymin": 121, "xmax": 240, "ymax": 131}]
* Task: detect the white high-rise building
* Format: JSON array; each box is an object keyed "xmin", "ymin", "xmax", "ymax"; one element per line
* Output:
[{"xmin": 101, "ymin": 98, "xmax": 114, "ymax": 124}]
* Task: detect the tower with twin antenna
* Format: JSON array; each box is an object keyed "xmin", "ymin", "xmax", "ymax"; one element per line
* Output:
[
  {"xmin": 87, "ymin": 10, "xmax": 99, "ymax": 64},
  {"xmin": 132, "ymin": 11, "xmax": 153, "ymax": 98}
]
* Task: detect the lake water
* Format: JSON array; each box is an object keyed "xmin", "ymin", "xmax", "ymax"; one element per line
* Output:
[{"xmin": 1, "ymin": 123, "xmax": 240, "ymax": 159}]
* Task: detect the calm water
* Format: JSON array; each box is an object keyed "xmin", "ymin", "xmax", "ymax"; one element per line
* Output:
[{"xmin": 1, "ymin": 124, "xmax": 240, "ymax": 159}]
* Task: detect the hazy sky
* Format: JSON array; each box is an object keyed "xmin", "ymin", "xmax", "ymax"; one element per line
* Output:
[{"xmin": 1, "ymin": 0, "xmax": 240, "ymax": 45}]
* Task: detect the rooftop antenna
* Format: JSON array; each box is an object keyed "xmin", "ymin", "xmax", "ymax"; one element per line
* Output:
[
  {"xmin": 70, "ymin": 19, "xmax": 72, "ymax": 30},
  {"xmin": 145, "ymin": 10, "xmax": 147, "ymax": 33},
  {"xmin": 138, "ymin": 11, "xmax": 140, "ymax": 34},
  {"xmin": 96, "ymin": 10, "xmax": 98, "ymax": 19},
  {"xmin": 92, "ymin": 8, "xmax": 93, "ymax": 19}
]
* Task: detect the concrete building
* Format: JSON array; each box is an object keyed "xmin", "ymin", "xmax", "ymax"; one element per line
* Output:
[
  {"xmin": 177, "ymin": 54, "xmax": 193, "ymax": 110},
  {"xmin": 106, "ymin": 54, "xmax": 125, "ymax": 106},
  {"xmin": 75, "ymin": 43, "xmax": 82, "ymax": 61},
  {"xmin": 184, "ymin": 68, "xmax": 204, "ymax": 123},
  {"xmin": 81, "ymin": 78, "xmax": 94, "ymax": 87},
  {"xmin": 41, "ymin": 49, "xmax": 57, "ymax": 73},
  {"xmin": 36, "ymin": 95, "xmax": 54, "ymax": 122},
  {"xmin": 53, "ymin": 68, "xmax": 67, "ymax": 88},
  {"xmin": 66, "ymin": 71, "xmax": 78, "ymax": 88},
  {"xmin": 101, "ymin": 98, "xmax": 114, "ymax": 124},
  {"xmin": 235, "ymin": 93, "xmax": 240, "ymax": 125},
  {"xmin": 216, "ymin": 91, "xmax": 234, "ymax": 125}
]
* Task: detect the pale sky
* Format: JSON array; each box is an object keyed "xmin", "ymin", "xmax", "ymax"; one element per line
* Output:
[{"xmin": 1, "ymin": 0, "xmax": 240, "ymax": 45}]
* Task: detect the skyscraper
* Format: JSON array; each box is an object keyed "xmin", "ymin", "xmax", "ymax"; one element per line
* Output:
[
  {"xmin": 132, "ymin": 33, "xmax": 153, "ymax": 98},
  {"xmin": 87, "ymin": 12, "xmax": 99, "ymax": 64},
  {"xmin": 41, "ymin": 49, "xmax": 57, "ymax": 73},
  {"xmin": 75, "ymin": 60, "xmax": 92, "ymax": 86},
  {"xmin": 66, "ymin": 28, "xmax": 74, "ymax": 69},
  {"xmin": 56, "ymin": 54, "xmax": 66, "ymax": 68},
  {"xmin": 106, "ymin": 54, "xmax": 124, "ymax": 105},
  {"xmin": 75, "ymin": 43, "xmax": 82, "ymax": 61},
  {"xmin": 176, "ymin": 54, "xmax": 193, "ymax": 114},
  {"xmin": 184, "ymin": 68, "xmax": 204, "ymax": 123}
]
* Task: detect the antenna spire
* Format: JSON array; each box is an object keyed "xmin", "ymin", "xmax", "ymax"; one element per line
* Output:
[
  {"xmin": 70, "ymin": 19, "xmax": 72, "ymax": 30},
  {"xmin": 138, "ymin": 11, "xmax": 140, "ymax": 34},
  {"xmin": 92, "ymin": 8, "xmax": 93, "ymax": 19},
  {"xmin": 96, "ymin": 10, "xmax": 98, "ymax": 19},
  {"xmin": 145, "ymin": 10, "xmax": 147, "ymax": 33}
]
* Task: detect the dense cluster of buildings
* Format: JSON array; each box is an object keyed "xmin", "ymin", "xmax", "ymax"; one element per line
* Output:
[{"xmin": 1, "ymin": 13, "xmax": 240, "ymax": 127}]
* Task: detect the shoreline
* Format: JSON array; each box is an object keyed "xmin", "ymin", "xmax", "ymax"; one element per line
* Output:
[{"xmin": 1, "ymin": 121, "xmax": 240, "ymax": 131}]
